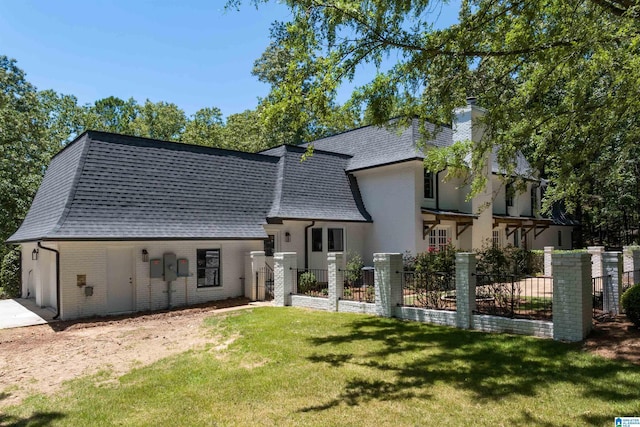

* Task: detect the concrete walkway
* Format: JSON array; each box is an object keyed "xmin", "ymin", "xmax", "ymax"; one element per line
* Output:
[{"xmin": 0, "ymin": 299, "xmax": 55, "ymax": 330}]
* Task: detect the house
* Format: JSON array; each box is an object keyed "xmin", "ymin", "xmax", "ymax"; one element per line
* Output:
[{"xmin": 7, "ymin": 100, "xmax": 575, "ymax": 319}]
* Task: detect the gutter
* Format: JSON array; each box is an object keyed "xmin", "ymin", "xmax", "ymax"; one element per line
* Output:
[
  {"xmin": 304, "ymin": 221, "xmax": 315, "ymax": 269},
  {"xmin": 37, "ymin": 242, "xmax": 60, "ymax": 319}
]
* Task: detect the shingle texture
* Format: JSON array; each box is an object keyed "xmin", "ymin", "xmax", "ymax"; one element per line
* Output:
[
  {"xmin": 8, "ymin": 131, "xmax": 371, "ymax": 243},
  {"xmin": 267, "ymin": 145, "xmax": 371, "ymax": 222},
  {"xmin": 305, "ymin": 119, "xmax": 452, "ymax": 172}
]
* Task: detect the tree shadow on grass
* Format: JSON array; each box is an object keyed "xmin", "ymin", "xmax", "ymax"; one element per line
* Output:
[
  {"xmin": 300, "ymin": 316, "xmax": 639, "ymax": 420},
  {"xmin": 0, "ymin": 391, "xmax": 65, "ymax": 427}
]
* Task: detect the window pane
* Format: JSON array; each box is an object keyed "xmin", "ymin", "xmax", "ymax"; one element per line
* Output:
[
  {"xmin": 424, "ymin": 170, "xmax": 434, "ymax": 199},
  {"xmin": 328, "ymin": 228, "xmax": 344, "ymax": 251},
  {"xmin": 312, "ymin": 228, "xmax": 323, "ymax": 252},
  {"xmin": 197, "ymin": 249, "xmax": 221, "ymax": 288},
  {"xmin": 264, "ymin": 235, "xmax": 275, "ymax": 257}
]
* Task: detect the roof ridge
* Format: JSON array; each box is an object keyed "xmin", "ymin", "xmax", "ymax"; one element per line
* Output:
[{"xmin": 49, "ymin": 133, "xmax": 93, "ymax": 236}]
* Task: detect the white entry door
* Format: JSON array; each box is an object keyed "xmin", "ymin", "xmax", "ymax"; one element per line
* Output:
[{"xmin": 107, "ymin": 247, "xmax": 134, "ymax": 313}]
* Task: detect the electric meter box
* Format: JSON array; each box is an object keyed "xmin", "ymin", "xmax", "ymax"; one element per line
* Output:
[
  {"xmin": 177, "ymin": 258, "xmax": 189, "ymax": 277},
  {"xmin": 163, "ymin": 252, "xmax": 178, "ymax": 281},
  {"xmin": 150, "ymin": 258, "xmax": 163, "ymax": 278}
]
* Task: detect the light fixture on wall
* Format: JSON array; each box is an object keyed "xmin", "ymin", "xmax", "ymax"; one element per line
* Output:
[
  {"xmin": 142, "ymin": 249, "xmax": 149, "ymax": 262},
  {"xmin": 32, "ymin": 248, "xmax": 39, "ymax": 261},
  {"xmin": 285, "ymin": 232, "xmax": 291, "ymax": 243}
]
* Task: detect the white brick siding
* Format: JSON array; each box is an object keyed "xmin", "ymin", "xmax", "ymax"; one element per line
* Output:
[{"xmin": 290, "ymin": 295, "xmax": 329, "ymax": 311}]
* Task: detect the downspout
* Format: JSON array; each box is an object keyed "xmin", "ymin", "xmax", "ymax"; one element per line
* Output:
[
  {"xmin": 37, "ymin": 242, "xmax": 60, "ymax": 320},
  {"xmin": 304, "ymin": 221, "xmax": 315, "ymax": 269}
]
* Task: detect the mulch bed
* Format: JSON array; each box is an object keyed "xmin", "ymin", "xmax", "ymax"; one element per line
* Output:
[{"xmin": 584, "ymin": 314, "xmax": 640, "ymax": 365}]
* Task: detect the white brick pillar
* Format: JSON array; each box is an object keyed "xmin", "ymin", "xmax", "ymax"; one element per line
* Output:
[
  {"xmin": 455, "ymin": 253, "xmax": 476, "ymax": 329},
  {"xmin": 544, "ymin": 246, "xmax": 554, "ymax": 277},
  {"xmin": 622, "ymin": 246, "xmax": 640, "ymax": 285},
  {"xmin": 552, "ymin": 252, "xmax": 592, "ymax": 342},
  {"xmin": 274, "ymin": 252, "xmax": 297, "ymax": 307},
  {"xmin": 587, "ymin": 246, "xmax": 604, "ymax": 279},
  {"xmin": 374, "ymin": 253, "xmax": 403, "ymax": 317},
  {"xmin": 327, "ymin": 252, "xmax": 345, "ymax": 312},
  {"xmin": 602, "ymin": 252, "xmax": 622, "ymax": 315},
  {"xmin": 248, "ymin": 251, "xmax": 265, "ymax": 301}
]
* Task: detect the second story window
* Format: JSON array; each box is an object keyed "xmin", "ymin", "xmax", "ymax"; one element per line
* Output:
[
  {"xmin": 506, "ymin": 182, "xmax": 514, "ymax": 208},
  {"xmin": 531, "ymin": 186, "xmax": 538, "ymax": 216},
  {"xmin": 424, "ymin": 170, "xmax": 434, "ymax": 199}
]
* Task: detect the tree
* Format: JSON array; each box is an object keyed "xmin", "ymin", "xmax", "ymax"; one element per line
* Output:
[
  {"xmin": 182, "ymin": 107, "xmax": 225, "ymax": 147},
  {"xmin": 83, "ymin": 96, "xmax": 139, "ymax": 135},
  {"xmin": 131, "ymin": 100, "xmax": 187, "ymax": 142},
  {"xmin": 232, "ymin": 0, "xmax": 640, "ymax": 244}
]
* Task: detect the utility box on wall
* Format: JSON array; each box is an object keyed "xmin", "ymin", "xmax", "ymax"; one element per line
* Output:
[
  {"xmin": 150, "ymin": 258, "xmax": 163, "ymax": 278},
  {"xmin": 163, "ymin": 253, "xmax": 177, "ymax": 281},
  {"xmin": 177, "ymin": 258, "xmax": 189, "ymax": 277}
]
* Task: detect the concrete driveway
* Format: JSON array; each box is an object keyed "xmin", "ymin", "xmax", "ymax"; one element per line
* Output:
[{"xmin": 0, "ymin": 299, "xmax": 54, "ymax": 329}]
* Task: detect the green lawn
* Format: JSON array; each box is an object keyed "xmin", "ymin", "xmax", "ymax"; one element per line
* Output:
[{"xmin": 2, "ymin": 307, "xmax": 639, "ymax": 426}]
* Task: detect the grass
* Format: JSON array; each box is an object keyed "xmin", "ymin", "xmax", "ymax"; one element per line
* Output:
[{"xmin": 2, "ymin": 307, "xmax": 640, "ymax": 426}]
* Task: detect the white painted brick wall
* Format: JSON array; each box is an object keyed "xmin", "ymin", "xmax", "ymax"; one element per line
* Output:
[
  {"xmin": 587, "ymin": 246, "xmax": 604, "ymax": 278},
  {"xmin": 395, "ymin": 306, "xmax": 457, "ymax": 327},
  {"xmin": 291, "ymin": 295, "xmax": 329, "ymax": 311},
  {"xmin": 552, "ymin": 252, "xmax": 592, "ymax": 342},
  {"xmin": 57, "ymin": 240, "xmax": 261, "ymax": 320},
  {"xmin": 472, "ymin": 315, "xmax": 553, "ymax": 338},
  {"xmin": 544, "ymin": 246, "xmax": 554, "ymax": 277},
  {"xmin": 338, "ymin": 300, "xmax": 377, "ymax": 315}
]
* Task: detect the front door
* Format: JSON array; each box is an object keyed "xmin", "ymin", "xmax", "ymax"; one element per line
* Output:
[{"xmin": 107, "ymin": 247, "xmax": 134, "ymax": 313}]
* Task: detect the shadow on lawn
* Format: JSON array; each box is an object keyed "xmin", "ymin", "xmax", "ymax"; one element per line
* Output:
[
  {"xmin": 0, "ymin": 393, "xmax": 65, "ymax": 427},
  {"xmin": 301, "ymin": 316, "xmax": 638, "ymax": 423}
]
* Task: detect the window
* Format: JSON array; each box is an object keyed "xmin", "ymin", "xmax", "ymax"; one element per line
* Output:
[
  {"xmin": 264, "ymin": 234, "xmax": 275, "ymax": 257},
  {"xmin": 311, "ymin": 228, "xmax": 323, "ymax": 252},
  {"xmin": 429, "ymin": 228, "xmax": 449, "ymax": 251},
  {"xmin": 197, "ymin": 249, "xmax": 220, "ymax": 288},
  {"xmin": 492, "ymin": 230, "xmax": 501, "ymax": 248},
  {"xmin": 328, "ymin": 228, "xmax": 344, "ymax": 251},
  {"xmin": 530, "ymin": 186, "xmax": 538, "ymax": 216},
  {"xmin": 505, "ymin": 182, "xmax": 514, "ymax": 207},
  {"xmin": 558, "ymin": 230, "xmax": 562, "ymax": 247},
  {"xmin": 424, "ymin": 170, "xmax": 434, "ymax": 199},
  {"xmin": 513, "ymin": 229, "xmax": 519, "ymax": 247}
]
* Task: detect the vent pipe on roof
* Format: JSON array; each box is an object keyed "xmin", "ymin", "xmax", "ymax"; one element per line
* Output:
[{"xmin": 38, "ymin": 242, "xmax": 60, "ymax": 320}]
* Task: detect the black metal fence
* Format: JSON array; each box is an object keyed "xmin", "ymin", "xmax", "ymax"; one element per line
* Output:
[
  {"xmin": 291, "ymin": 268, "xmax": 328, "ymax": 298},
  {"xmin": 622, "ymin": 269, "xmax": 640, "ymax": 294},
  {"xmin": 342, "ymin": 268, "xmax": 375, "ymax": 303},
  {"xmin": 592, "ymin": 275, "xmax": 608, "ymax": 316},
  {"xmin": 400, "ymin": 271, "xmax": 456, "ymax": 311},
  {"xmin": 474, "ymin": 274, "xmax": 553, "ymax": 320},
  {"xmin": 256, "ymin": 267, "xmax": 274, "ymax": 301}
]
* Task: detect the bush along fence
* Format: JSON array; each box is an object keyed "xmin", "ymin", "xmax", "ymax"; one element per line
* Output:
[{"xmin": 264, "ymin": 247, "xmax": 640, "ymax": 342}]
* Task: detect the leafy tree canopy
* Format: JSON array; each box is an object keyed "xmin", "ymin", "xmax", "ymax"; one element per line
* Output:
[{"xmin": 230, "ymin": 0, "xmax": 640, "ymax": 223}]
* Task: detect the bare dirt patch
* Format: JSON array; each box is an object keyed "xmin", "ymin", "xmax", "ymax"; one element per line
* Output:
[
  {"xmin": 0, "ymin": 298, "xmax": 257, "ymax": 408},
  {"xmin": 584, "ymin": 315, "xmax": 640, "ymax": 365}
]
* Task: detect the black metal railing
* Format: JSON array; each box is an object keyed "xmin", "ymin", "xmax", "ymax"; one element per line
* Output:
[
  {"xmin": 474, "ymin": 274, "xmax": 553, "ymax": 320},
  {"xmin": 622, "ymin": 269, "xmax": 640, "ymax": 294},
  {"xmin": 342, "ymin": 268, "xmax": 375, "ymax": 303},
  {"xmin": 291, "ymin": 268, "xmax": 328, "ymax": 298},
  {"xmin": 592, "ymin": 275, "xmax": 608, "ymax": 316},
  {"xmin": 256, "ymin": 266, "xmax": 274, "ymax": 301},
  {"xmin": 400, "ymin": 271, "xmax": 456, "ymax": 311}
]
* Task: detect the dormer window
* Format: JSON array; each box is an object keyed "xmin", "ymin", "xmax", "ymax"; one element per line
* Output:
[
  {"xmin": 531, "ymin": 186, "xmax": 538, "ymax": 216},
  {"xmin": 424, "ymin": 170, "xmax": 434, "ymax": 199},
  {"xmin": 506, "ymin": 182, "xmax": 514, "ymax": 208}
]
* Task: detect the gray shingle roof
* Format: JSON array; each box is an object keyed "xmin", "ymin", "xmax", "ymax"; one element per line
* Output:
[
  {"xmin": 8, "ymin": 131, "xmax": 280, "ymax": 242},
  {"xmin": 8, "ymin": 131, "xmax": 371, "ymax": 243},
  {"xmin": 304, "ymin": 119, "xmax": 452, "ymax": 172},
  {"xmin": 266, "ymin": 145, "xmax": 371, "ymax": 222}
]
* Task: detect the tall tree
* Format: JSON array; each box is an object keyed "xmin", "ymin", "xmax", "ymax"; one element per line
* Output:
[
  {"xmin": 182, "ymin": 107, "xmax": 225, "ymax": 147},
  {"xmin": 83, "ymin": 96, "xmax": 139, "ymax": 135},
  {"xmin": 131, "ymin": 100, "xmax": 187, "ymax": 141},
  {"xmin": 233, "ymin": 0, "xmax": 640, "ymax": 244}
]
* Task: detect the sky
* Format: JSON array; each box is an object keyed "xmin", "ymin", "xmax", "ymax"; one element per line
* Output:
[{"xmin": 0, "ymin": 0, "xmax": 460, "ymax": 118}]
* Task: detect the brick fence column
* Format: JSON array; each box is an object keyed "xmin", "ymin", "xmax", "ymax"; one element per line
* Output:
[
  {"xmin": 623, "ymin": 246, "xmax": 640, "ymax": 285},
  {"xmin": 544, "ymin": 246, "xmax": 554, "ymax": 277},
  {"xmin": 602, "ymin": 252, "xmax": 622, "ymax": 315},
  {"xmin": 327, "ymin": 252, "xmax": 345, "ymax": 312},
  {"xmin": 587, "ymin": 246, "xmax": 604, "ymax": 279},
  {"xmin": 455, "ymin": 253, "xmax": 476, "ymax": 329},
  {"xmin": 274, "ymin": 252, "xmax": 297, "ymax": 307},
  {"xmin": 552, "ymin": 252, "xmax": 592, "ymax": 342},
  {"xmin": 248, "ymin": 251, "xmax": 265, "ymax": 301},
  {"xmin": 374, "ymin": 253, "xmax": 403, "ymax": 317}
]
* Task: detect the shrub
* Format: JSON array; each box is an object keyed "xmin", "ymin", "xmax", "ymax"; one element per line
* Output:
[
  {"xmin": 298, "ymin": 271, "xmax": 317, "ymax": 294},
  {"xmin": 621, "ymin": 284, "xmax": 640, "ymax": 328},
  {"xmin": 407, "ymin": 243, "xmax": 458, "ymax": 275},
  {"xmin": 0, "ymin": 247, "xmax": 21, "ymax": 298},
  {"xmin": 476, "ymin": 244, "xmax": 539, "ymax": 277},
  {"xmin": 345, "ymin": 252, "xmax": 364, "ymax": 285}
]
